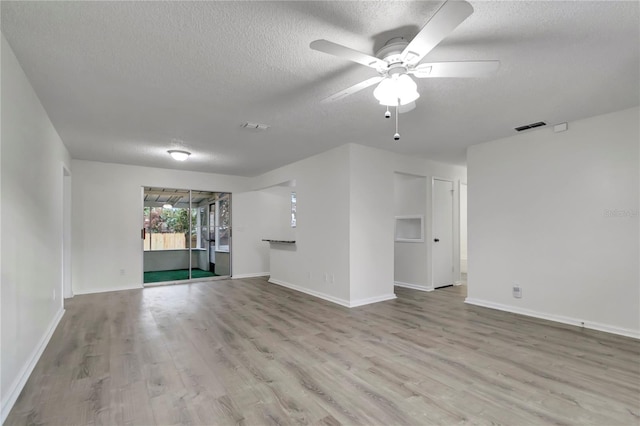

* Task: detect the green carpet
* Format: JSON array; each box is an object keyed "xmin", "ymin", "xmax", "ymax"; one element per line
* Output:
[{"xmin": 144, "ymin": 268, "xmax": 217, "ymax": 283}]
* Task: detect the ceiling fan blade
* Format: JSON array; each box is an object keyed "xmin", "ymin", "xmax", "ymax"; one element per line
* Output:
[
  {"xmin": 310, "ymin": 39, "xmax": 388, "ymax": 70},
  {"xmin": 401, "ymin": 0, "xmax": 474, "ymax": 65},
  {"xmin": 411, "ymin": 61, "xmax": 500, "ymax": 78},
  {"xmin": 321, "ymin": 76, "xmax": 384, "ymax": 103}
]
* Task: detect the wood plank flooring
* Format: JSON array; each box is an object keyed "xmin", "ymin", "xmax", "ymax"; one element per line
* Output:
[{"xmin": 6, "ymin": 277, "xmax": 640, "ymax": 425}]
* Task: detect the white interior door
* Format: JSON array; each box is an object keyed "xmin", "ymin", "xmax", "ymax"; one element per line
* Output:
[{"xmin": 433, "ymin": 179, "xmax": 454, "ymax": 288}]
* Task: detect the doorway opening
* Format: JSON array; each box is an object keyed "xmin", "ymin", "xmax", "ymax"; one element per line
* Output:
[{"xmin": 142, "ymin": 187, "xmax": 231, "ymax": 285}]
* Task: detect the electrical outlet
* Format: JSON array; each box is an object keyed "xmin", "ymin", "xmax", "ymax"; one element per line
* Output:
[{"xmin": 512, "ymin": 284, "xmax": 522, "ymax": 299}]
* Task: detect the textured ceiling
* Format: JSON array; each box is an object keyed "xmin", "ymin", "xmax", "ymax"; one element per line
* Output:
[{"xmin": 2, "ymin": 1, "xmax": 638, "ymax": 177}]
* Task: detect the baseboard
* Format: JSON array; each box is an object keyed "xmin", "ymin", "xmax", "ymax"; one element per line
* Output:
[
  {"xmin": 268, "ymin": 278, "xmax": 397, "ymax": 308},
  {"xmin": 232, "ymin": 272, "xmax": 269, "ymax": 279},
  {"xmin": 465, "ymin": 298, "xmax": 640, "ymax": 340},
  {"xmin": 1, "ymin": 308, "xmax": 65, "ymax": 423},
  {"xmin": 394, "ymin": 281, "xmax": 434, "ymax": 292},
  {"xmin": 454, "ymin": 281, "xmax": 465, "ymax": 286},
  {"xmin": 73, "ymin": 284, "xmax": 142, "ymax": 295},
  {"xmin": 268, "ymin": 278, "xmax": 352, "ymax": 307},
  {"xmin": 349, "ymin": 293, "xmax": 397, "ymax": 307}
]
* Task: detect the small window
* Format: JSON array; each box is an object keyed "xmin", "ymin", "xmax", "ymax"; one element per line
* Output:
[{"xmin": 291, "ymin": 192, "xmax": 297, "ymax": 228}]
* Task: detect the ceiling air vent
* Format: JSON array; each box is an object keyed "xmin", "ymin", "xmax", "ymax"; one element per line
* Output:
[
  {"xmin": 241, "ymin": 122, "xmax": 270, "ymax": 132},
  {"xmin": 515, "ymin": 121, "xmax": 546, "ymax": 132}
]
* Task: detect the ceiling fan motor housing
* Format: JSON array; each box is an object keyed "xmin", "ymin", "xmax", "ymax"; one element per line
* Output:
[
  {"xmin": 387, "ymin": 63, "xmax": 409, "ymax": 78},
  {"xmin": 376, "ymin": 37, "xmax": 409, "ymax": 67}
]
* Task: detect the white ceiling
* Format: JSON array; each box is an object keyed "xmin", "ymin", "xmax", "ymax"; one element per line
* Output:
[{"xmin": 2, "ymin": 1, "xmax": 638, "ymax": 177}]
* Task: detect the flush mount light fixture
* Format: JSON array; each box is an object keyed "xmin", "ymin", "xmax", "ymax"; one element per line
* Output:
[
  {"xmin": 167, "ymin": 150, "xmax": 191, "ymax": 161},
  {"xmin": 162, "ymin": 203, "xmax": 173, "ymax": 209}
]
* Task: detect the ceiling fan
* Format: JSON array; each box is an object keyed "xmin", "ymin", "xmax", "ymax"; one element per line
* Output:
[{"xmin": 310, "ymin": 0, "xmax": 499, "ymax": 139}]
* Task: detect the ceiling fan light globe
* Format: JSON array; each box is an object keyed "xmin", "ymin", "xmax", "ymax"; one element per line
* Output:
[
  {"xmin": 377, "ymin": 90, "xmax": 419, "ymax": 106},
  {"xmin": 396, "ymin": 74, "xmax": 417, "ymax": 97},
  {"xmin": 373, "ymin": 78, "xmax": 395, "ymax": 103},
  {"xmin": 401, "ymin": 90, "xmax": 420, "ymax": 105},
  {"xmin": 374, "ymin": 75, "xmax": 420, "ymax": 106}
]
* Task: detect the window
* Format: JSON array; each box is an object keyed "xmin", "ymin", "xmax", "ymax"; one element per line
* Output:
[
  {"xmin": 215, "ymin": 196, "xmax": 231, "ymax": 252},
  {"xmin": 291, "ymin": 192, "xmax": 297, "ymax": 228}
]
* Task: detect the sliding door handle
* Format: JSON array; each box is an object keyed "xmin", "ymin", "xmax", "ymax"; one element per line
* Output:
[{"xmin": 141, "ymin": 228, "xmax": 146, "ymax": 239}]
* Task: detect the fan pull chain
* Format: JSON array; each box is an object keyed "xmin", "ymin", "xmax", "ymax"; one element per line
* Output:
[{"xmin": 394, "ymin": 98, "xmax": 400, "ymax": 141}]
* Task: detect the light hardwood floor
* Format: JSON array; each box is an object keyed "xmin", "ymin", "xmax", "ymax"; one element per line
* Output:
[{"xmin": 6, "ymin": 277, "xmax": 640, "ymax": 425}]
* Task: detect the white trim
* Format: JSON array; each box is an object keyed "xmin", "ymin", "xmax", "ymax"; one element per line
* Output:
[
  {"xmin": 454, "ymin": 281, "xmax": 465, "ymax": 286},
  {"xmin": 458, "ymin": 181, "xmax": 467, "ymax": 282},
  {"xmin": 73, "ymin": 284, "xmax": 142, "ymax": 295},
  {"xmin": 394, "ymin": 281, "xmax": 434, "ymax": 292},
  {"xmin": 1, "ymin": 308, "xmax": 65, "ymax": 423},
  {"xmin": 269, "ymin": 278, "xmax": 351, "ymax": 307},
  {"xmin": 144, "ymin": 277, "xmax": 225, "ymax": 288},
  {"xmin": 232, "ymin": 272, "xmax": 270, "ymax": 279},
  {"xmin": 140, "ymin": 186, "xmax": 145, "ymax": 287},
  {"xmin": 465, "ymin": 298, "xmax": 640, "ymax": 340},
  {"xmin": 349, "ymin": 293, "xmax": 397, "ymax": 307},
  {"xmin": 62, "ymin": 163, "xmax": 73, "ymax": 299},
  {"xmin": 268, "ymin": 278, "xmax": 396, "ymax": 308}
]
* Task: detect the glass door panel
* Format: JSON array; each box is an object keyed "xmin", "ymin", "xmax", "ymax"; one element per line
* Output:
[
  {"xmin": 143, "ymin": 187, "xmax": 192, "ymax": 284},
  {"xmin": 208, "ymin": 193, "xmax": 231, "ymax": 277},
  {"xmin": 191, "ymin": 190, "xmax": 216, "ymax": 279}
]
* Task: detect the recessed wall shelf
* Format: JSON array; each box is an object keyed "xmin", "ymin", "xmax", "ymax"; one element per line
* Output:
[{"xmin": 395, "ymin": 215, "xmax": 424, "ymax": 242}]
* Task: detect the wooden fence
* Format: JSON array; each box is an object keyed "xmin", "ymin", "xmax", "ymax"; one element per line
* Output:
[{"xmin": 144, "ymin": 232, "xmax": 197, "ymax": 251}]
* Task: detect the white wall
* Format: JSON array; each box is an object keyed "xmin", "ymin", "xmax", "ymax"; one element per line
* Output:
[
  {"xmin": 259, "ymin": 184, "xmax": 296, "ymax": 241},
  {"xmin": 71, "ymin": 160, "xmax": 254, "ymax": 294},
  {"xmin": 1, "ymin": 35, "xmax": 72, "ymax": 421},
  {"xmin": 391, "ymin": 154, "xmax": 467, "ymax": 291},
  {"xmin": 254, "ymin": 144, "xmax": 352, "ymax": 304},
  {"xmin": 466, "ymin": 107, "xmax": 640, "ymax": 338},
  {"xmin": 255, "ymin": 143, "xmax": 467, "ymax": 306},
  {"xmin": 394, "ymin": 172, "xmax": 428, "ymax": 288},
  {"xmin": 231, "ymin": 190, "xmax": 270, "ymax": 278},
  {"xmin": 348, "ymin": 144, "xmax": 396, "ymax": 304}
]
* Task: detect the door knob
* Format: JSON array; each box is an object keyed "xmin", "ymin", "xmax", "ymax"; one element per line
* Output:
[{"xmin": 434, "ymin": 238, "xmax": 440, "ymax": 242}]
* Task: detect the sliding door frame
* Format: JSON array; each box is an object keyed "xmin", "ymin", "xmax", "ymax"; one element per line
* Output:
[{"xmin": 141, "ymin": 186, "xmax": 232, "ymax": 287}]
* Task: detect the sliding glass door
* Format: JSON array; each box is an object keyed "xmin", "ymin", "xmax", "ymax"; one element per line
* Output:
[{"xmin": 142, "ymin": 187, "xmax": 231, "ymax": 285}]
